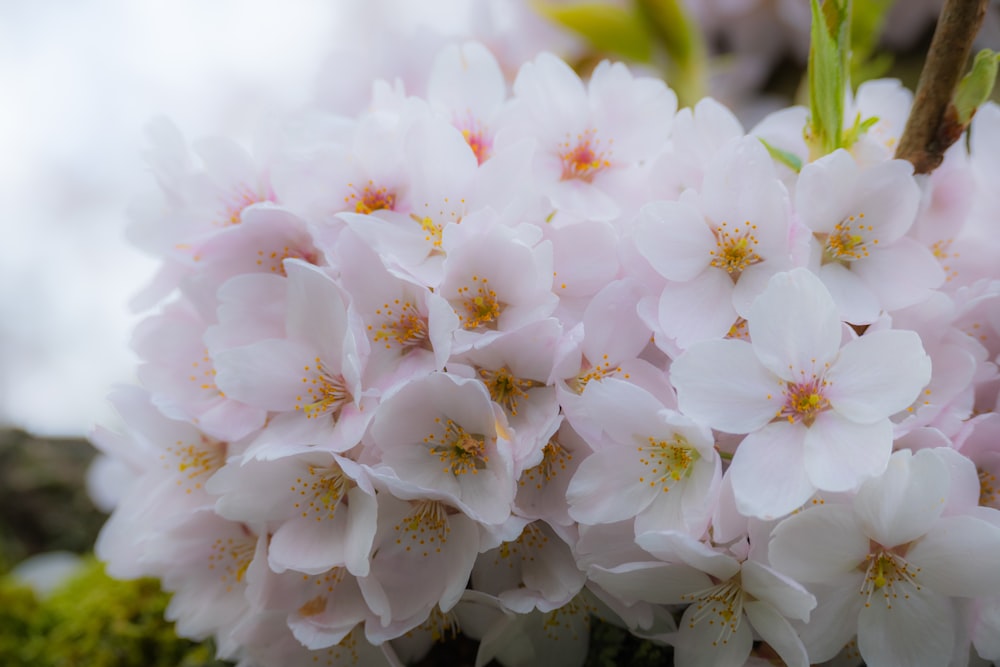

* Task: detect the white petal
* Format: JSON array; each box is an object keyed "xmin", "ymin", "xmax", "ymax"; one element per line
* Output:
[
  {"xmin": 803, "ymin": 413, "xmax": 892, "ymax": 492},
  {"xmin": 671, "ymin": 339, "xmax": 779, "ymax": 434},
  {"xmin": 851, "ymin": 239, "xmax": 945, "ymax": 311},
  {"xmin": 906, "ymin": 515, "xmax": 1000, "ymax": 598},
  {"xmin": 769, "ymin": 504, "xmax": 869, "ymax": 584},
  {"xmin": 634, "ymin": 200, "xmax": 715, "ymax": 282},
  {"xmin": 795, "ymin": 149, "xmax": 858, "ymax": 233},
  {"xmin": 795, "ymin": 582, "xmax": 864, "ymax": 663},
  {"xmin": 587, "ymin": 561, "xmax": 712, "ymax": 605},
  {"xmin": 675, "ymin": 603, "xmax": 753, "ymax": 667},
  {"xmin": 657, "ymin": 270, "xmax": 738, "ymax": 348},
  {"xmin": 748, "ymin": 268, "xmax": 841, "ymax": 379},
  {"xmin": 857, "ymin": 586, "xmax": 956, "ymax": 667},
  {"xmin": 743, "ymin": 601, "xmax": 809, "ymax": 667},
  {"xmin": 729, "ymin": 423, "xmax": 815, "ymax": 520},
  {"xmin": 566, "ymin": 450, "xmax": 657, "ymax": 524},
  {"xmin": 740, "ymin": 561, "xmax": 816, "ymax": 622},
  {"xmin": 819, "ymin": 262, "xmax": 881, "ymax": 324},
  {"xmin": 854, "ymin": 448, "xmax": 948, "ymax": 548},
  {"xmin": 636, "ymin": 531, "xmax": 739, "ymax": 581},
  {"xmin": 827, "ymin": 329, "xmax": 931, "ymax": 422}
]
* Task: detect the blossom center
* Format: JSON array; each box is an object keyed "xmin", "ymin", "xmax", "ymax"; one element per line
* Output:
[
  {"xmin": 162, "ymin": 435, "xmax": 226, "ymax": 494},
  {"xmin": 681, "ymin": 578, "xmax": 745, "ymax": 647},
  {"xmin": 410, "ymin": 213, "xmax": 445, "ymax": 248},
  {"xmin": 570, "ymin": 355, "xmax": 622, "ymax": 393},
  {"xmin": 295, "ymin": 357, "xmax": 351, "ymax": 419},
  {"xmin": 456, "ymin": 275, "xmax": 502, "ymax": 330},
  {"xmin": 519, "ymin": 438, "xmax": 573, "ymax": 490},
  {"xmin": 859, "ymin": 550, "xmax": 922, "ymax": 609},
  {"xmin": 346, "ymin": 181, "xmax": 395, "ymax": 215},
  {"xmin": 708, "ymin": 221, "xmax": 762, "ymax": 277},
  {"xmin": 819, "ymin": 213, "xmax": 876, "ymax": 264},
  {"xmin": 393, "ymin": 500, "xmax": 452, "ymax": 557},
  {"xmin": 459, "ymin": 118, "xmax": 493, "ymax": 165},
  {"xmin": 636, "ymin": 434, "xmax": 699, "ymax": 492},
  {"xmin": 219, "ymin": 183, "xmax": 273, "ymax": 227},
  {"xmin": 255, "ymin": 245, "xmax": 318, "ymax": 275},
  {"xmin": 427, "ymin": 418, "xmax": 490, "ymax": 476},
  {"xmin": 560, "ymin": 129, "xmax": 611, "ymax": 182},
  {"xmin": 291, "ymin": 463, "xmax": 351, "ymax": 522},
  {"xmin": 979, "ymin": 467, "xmax": 999, "ymax": 507},
  {"xmin": 495, "ymin": 523, "xmax": 548, "ymax": 566},
  {"xmin": 777, "ymin": 377, "xmax": 830, "ymax": 426},
  {"xmin": 479, "ymin": 366, "xmax": 542, "ymax": 415},
  {"xmin": 208, "ymin": 530, "xmax": 256, "ymax": 593},
  {"xmin": 371, "ymin": 300, "xmax": 430, "ymax": 351}
]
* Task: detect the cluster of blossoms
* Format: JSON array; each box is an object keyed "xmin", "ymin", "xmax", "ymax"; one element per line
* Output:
[{"xmin": 93, "ymin": 39, "xmax": 1000, "ymax": 667}]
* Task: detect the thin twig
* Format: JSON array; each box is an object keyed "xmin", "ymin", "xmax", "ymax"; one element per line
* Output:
[{"xmin": 894, "ymin": 0, "xmax": 989, "ymax": 174}]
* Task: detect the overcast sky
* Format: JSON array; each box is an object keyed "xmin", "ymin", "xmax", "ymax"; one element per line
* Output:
[{"xmin": 0, "ymin": 0, "xmax": 337, "ymax": 436}]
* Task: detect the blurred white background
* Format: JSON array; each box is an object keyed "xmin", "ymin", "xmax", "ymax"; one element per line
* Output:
[{"xmin": 0, "ymin": 0, "xmax": 338, "ymax": 436}]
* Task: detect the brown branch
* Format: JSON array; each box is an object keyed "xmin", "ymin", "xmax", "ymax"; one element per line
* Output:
[{"xmin": 894, "ymin": 0, "xmax": 989, "ymax": 174}]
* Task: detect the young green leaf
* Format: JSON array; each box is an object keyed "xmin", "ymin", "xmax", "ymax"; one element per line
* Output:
[
  {"xmin": 532, "ymin": 1, "xmax": 654, "ymax": 63},
  {"xmin": 953, "ymin": 49, "xmax": 1000, "ymax": 125}
]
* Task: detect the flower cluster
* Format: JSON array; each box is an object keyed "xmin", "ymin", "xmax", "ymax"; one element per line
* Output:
[{"xmin": 93, "ymin": 40, "xmax": 1000, "ymax": 667}]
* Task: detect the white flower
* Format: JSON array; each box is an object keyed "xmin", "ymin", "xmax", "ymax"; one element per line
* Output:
[
  {"xmin": 769, "ymin": 448, "xmax": 1000, "ymax": 667},
  {"xmin": 671, "ymin": 267, "xmax": 932, "ymax": 519}
]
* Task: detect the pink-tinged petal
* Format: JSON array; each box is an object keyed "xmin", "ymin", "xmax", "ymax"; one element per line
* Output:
[
  {"xmin": 657, "ymin": 270, "xmax": 738, "ymax": 348},
  {"xmin": 857, "ymin": 586, "xmax": 956, "ymax": 667},
  {"xmin": 268, "ymin": 513, "xmax": 349, "ymax": 575},
  {"xmin": 795, "ymin": 149, "xmax": 858, "ymax": 233},
  {"xmin": 671, "ymin": 339, "xmax": 779, "ymax": 434},
  {"xmin": 566, "ymin": 451, "xmax": 658, "ymax": 524},
  {"xmin": 906, "ymin": 515, "xmax": 1000, "ymax": 598},
  {"xmin": 675, "ymin": 601, "xmax": 753, "ymax": 667},
  {"xmin": 827, "ymin": 330, "xmax": 932, "ymax": 423},
  {"xmin": 851, "ymin": 238, "xmax": 946, "ymax": 311},
  {"xmin": 769, "ymin": 504, "xmax": 869, "ymax": 584},
  {"xmin": 933, "ymin": 447, "xmax": 981, "ymax": 514},
  {"xmin": 579, "ymin": 378, "xmax": 666, "ymax": 444},
  {"xmin": 636, "ymin": 531, "xmax": 739, "ymax": 581},
  {"xmin": 427, "ymin": 42, "xmax": 505, "ymax": 120},
  {"xmin": 587, "ymin": 562, "xmax": 713, "ymax": 605},
  {"xmin": 748, "ymin": 268, "xmax": 841, "ymax": 379},
  {"xmin": 853, "ymin": 449, "xmax": 948, "ymax": 548},
  {"xmin": 819, "ymin": 262, "xmax": 881, "ymax": 324},
  {"xmin": 634, "ymin": 200, "xmax": 715, "ymax": 282},
  {"xmin": 743, "ymin": 601, "xmax": 809, "ymax": 667},
  {"xmin": 729, "ymin": 423, "xmax": 815, "ymax": 520},
  {"xmin": 803, "ymin": 413, "xmax": 892, "ymax": 492},
  {"xmin": 582, "ymin": 279, "xmax": 651, "ymax": 365},
  {"xmin": 741, "ymin": 561, "xmax": 816, "ymax": 623},
  {"xmin": 973, "ymin": 595, "xmax": 1000, "ymax": 660},
  {"xmin": 344, "ymin": 487, "xmax": 377, "ymax": 578},
  {"xmin": 284, "ymin": 260, "xmax": 350, "ymax": 363},
  {"xmin": 700, "ymin": 136, "xmax": 786, "ymax": 234},
  {"xmin": 214, "ymin": 339, "xmax": 313, "ymax": 411},
  {"xmin": 795, "ymin": 581, "xmax": 864, "ymax": 662},
  {"xmin": 852, "ymin": 158, "xmax": 920, "ymax": 245}
]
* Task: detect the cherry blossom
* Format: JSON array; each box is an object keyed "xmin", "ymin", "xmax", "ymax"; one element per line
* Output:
[{"xmin": 671, "ymin": 267, "xmax": 932, "ymax": 519}]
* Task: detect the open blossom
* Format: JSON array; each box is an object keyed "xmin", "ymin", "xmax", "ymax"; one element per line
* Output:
[
  {"xmin": 795, "ymin": 149, "xmax": 944, "ymax": 323},
  {"xmin": 768, "ymin": 448, "xmax": 1000, "ymax": 667},
  {"xmin": 671, "ymin": 267, "xmax": 932, "ymax": 519}
]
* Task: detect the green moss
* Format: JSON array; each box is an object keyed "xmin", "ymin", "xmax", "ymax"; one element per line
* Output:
[{"xmin": 0, "ymin": 557, "xmax": 231, "ymax": 667}]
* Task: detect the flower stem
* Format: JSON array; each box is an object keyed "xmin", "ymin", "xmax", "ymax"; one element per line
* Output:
[{"xmin": 895, "ymin": 0, "xmax": 989, "ymax": 174}]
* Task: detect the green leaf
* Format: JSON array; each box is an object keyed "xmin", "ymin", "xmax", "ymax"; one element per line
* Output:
[
  {"xmin": 533, "ymin": 1, "xmax": 654, "ymax": 63},
  {"xmin": 807, "ymin": 0, "xmax": 851, "ymax": 158},
  {"xmin": 841, "ymin": 113, "xmax": 880, "ymax": 147},
  {"xmin": 759, "ymin": 138, "xmax": 803, "ymax": 173},
  {"xmin": 954, "ymin": 49, "xmax": 1000, "ymax": 125},
  {"xmin": 634, "ymin": 0, "xmax": 708, "ymax": 105}
]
